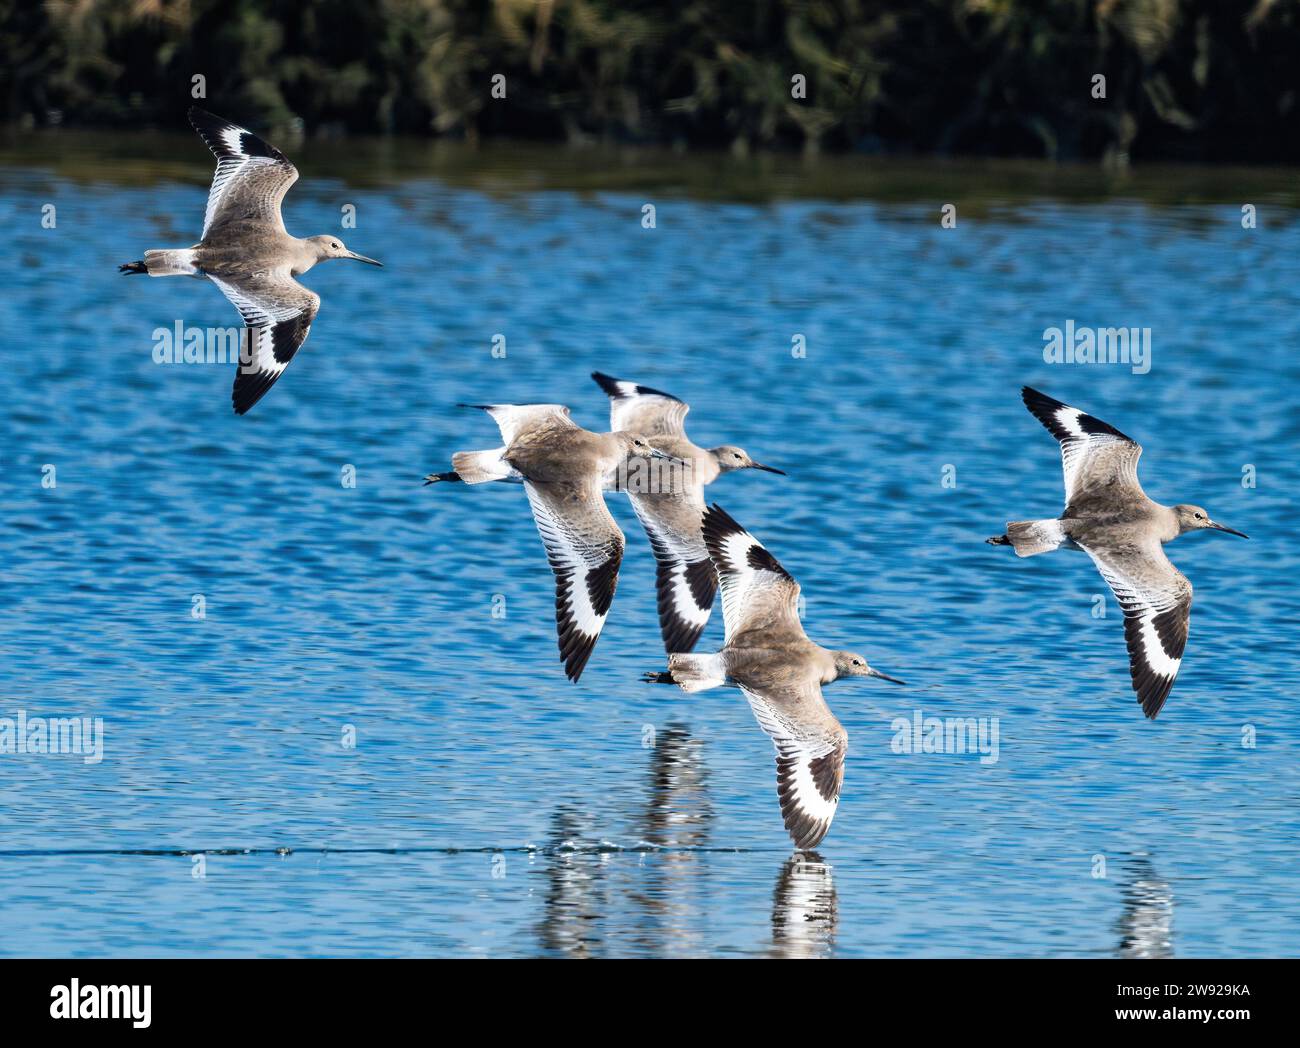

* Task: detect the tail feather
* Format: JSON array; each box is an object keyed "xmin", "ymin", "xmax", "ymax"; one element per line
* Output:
[
  {"xmin": 450, "ymin": 448, "xmax": 514, "ymax": 484},
  {"xmin": 664, "ymin": 652, "xmax": 727, "ymax": 693},
  {"xmin": 121, "ymin": 249, "xmax": 199, "ymax": 277},
  {"xmin": 989, "ymin": 519, "xmax": 1066, "ymax": 557}
]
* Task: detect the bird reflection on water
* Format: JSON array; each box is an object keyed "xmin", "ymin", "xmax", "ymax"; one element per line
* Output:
[
  {"xmin": 535, "ymin": 725, "xmax": 713, "ymax": 957},
  {"xmin": 1116, "ymin": 856, "xmax": 1174, "ymax": 959},
  {"xmin": 770, "ymin": 852, "xmax": 838, "ymax": 959}
]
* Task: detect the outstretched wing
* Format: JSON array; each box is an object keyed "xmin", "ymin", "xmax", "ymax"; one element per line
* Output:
[
  {"xmin": 209, "ymin": 273, "xmax": 319, "ymax": 415},
  {"xmin": 524, "ymin": 478, "xmax": 625, "ymax": 682},
  {"xmin": 189, "ymin": 107, "xmax": 298, "ymax": 239},
  {"xmin": 1021, "ymin": 386, "xmax": 1144, "ymax": 510},
  {"xmin": 702, "ymin": 503, "xmax": 804, "ymax": 645},
  {"xmin": 1081, "ymin": 538, "xmax": 1193, "ymax": 719},
  {"xmin": 628, "ymin": 489, "xmax": 717, "ymax": 654},
  {"xmin": 465, "ymin": 404, "xmax": 577, "ymax": 446},
  {"xmin": 592, "ymin": 372, "xmax": 689, "ymax": 437},
  {"xmin": 741, "ymin": 682, "xmax": 847, "ymax": 851}
]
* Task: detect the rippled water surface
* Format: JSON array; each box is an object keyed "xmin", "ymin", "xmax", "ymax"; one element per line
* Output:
[{"xmin": 1, "ymin": 131, "xmax": 1298, "ymax": 957}]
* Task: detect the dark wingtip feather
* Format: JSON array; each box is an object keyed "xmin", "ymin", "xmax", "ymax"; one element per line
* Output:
[
  {"xmin": 188, "ymin": 106, "xmax": 287, "ymax": 163},
  {"xmin": 1021, "ymin": 385, "xmax": 1135, "ymax": 443},
  {"xmin": 701, "ymin": 503, "xmax": 744, "ymax": 545},
  {"xmin": 591, "ymin": 371, "xmax": 681, "ymax": 402},
  {"xmin": 1021, "ymin": 385, "xmax": 1067, "ymax": 429}
]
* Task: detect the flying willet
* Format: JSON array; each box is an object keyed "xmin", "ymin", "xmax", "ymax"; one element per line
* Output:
[
  {"xmin": 988, "ymin": 386, "xmax": 1247, "ymax": 719},
  {"xmin": 645, "ymin": 505, "xmax": 904, "ymax": 851},
  {"xmin": 424, "ymin": 403, "xmax": 676, "ymax": 681},
  {"xmin": 591, "ymin": 371, "xmax": 784, "ymax": 654},
  {"xmin": 119, "ymin": 107, "xmax": 382, "ymax": 415}
]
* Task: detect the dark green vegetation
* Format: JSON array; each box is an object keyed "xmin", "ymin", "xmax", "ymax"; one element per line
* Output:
[{"xmin": 3, "ymin": 0, "xmax": 1298, "ymax": 162}]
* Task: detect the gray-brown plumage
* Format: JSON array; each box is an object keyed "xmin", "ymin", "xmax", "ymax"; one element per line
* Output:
[
  {"xmin": 646, "ymin": 505, "xmax": 904, "ymax": 851},
  {"xmin": 988, "ymin": 386, "xmax": 1247, "ymax": 719},
  {"xmin": 591, "ymin": 371, "xmax": 784, "ymax": 655},
  {"xmin": 119, "ymin": 107, "xmax": 381, "ymax": 414},
  {"xmin": 425, "ymin": 403, "xmax": 677, "ymax": 682}
]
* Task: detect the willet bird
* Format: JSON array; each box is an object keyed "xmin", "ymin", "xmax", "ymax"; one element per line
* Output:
[
  {"xmin": 988, "ymin": 387, "xmax": 1247, "ymax": 718},
  {"xmin": 591, "ymin": 371, "xmax": 785, "ymax": 654},
  {"xmin": 424, "ymin": 403, "xmax": 676, "ymax": 681},
  {"xmin": 646, "ymin": 505, "xmax": 904, "ymax": 851},
  {"xmin": 119, "ymin": 107, "xmax": 382, "ymax": 415}
]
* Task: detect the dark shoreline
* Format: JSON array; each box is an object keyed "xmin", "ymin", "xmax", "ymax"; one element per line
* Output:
[{"xmin": 5, "ymin": 1, "xmax": 1299, "ymax": 165}]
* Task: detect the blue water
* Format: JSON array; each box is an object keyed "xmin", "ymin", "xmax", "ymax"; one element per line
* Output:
[{"xmin": 1, "ymin": 138, "xmax": 1298, "ymax": 956}]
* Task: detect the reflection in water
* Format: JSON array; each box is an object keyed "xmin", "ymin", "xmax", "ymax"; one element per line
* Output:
[
  {"xmin": 1116, "ymin": 857, "xmax": 1174, "ymax": 959},
  {"xmin": 770, "ymin": 853, "xmax": 838, "ymax": 958},
  {"xmin": 536, "ymin": 725, "xmax": 715, "ymax": 957},
  {"xmin": 641, "ymin": 725, "xmax": 712, "ymax": 848},
  {"xmin": 535, "ymin": 808, "xmax": 606, "ymax": 959}
]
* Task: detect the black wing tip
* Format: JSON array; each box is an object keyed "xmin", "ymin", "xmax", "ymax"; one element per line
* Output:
[
  {"xmin": 1021, "ymin": 385, "xmax": 1066, "ymax": 423},
  {"xmin": 790, "ymin": 823, "xmax": 832, "ymax": 851},
  {"xmin": 188, "ymin": 105, "xmax": 287, "ymax": 162},
  {"xmin": 1123, "ymin": 609, "xmax": 1186, "ymax": 719},
  {"xmin": 1139, "ymin": 681, "xmax": 1174, "ymax": 719},
  {"xmin": 1021, "ymin": 385, "xmax": 1135, "ymax": 443},
  {"xmin": 187, "ymin": 105, "xmax": 231, "ymax": 138},
  {"xmin": 561, "ymin": 638, "xmax": 597, "ymax": 682},
  {"xmin": 653, "ymin": 558, "xmax": 716, "ymax": 655},
  {"xmin": 781, "ymin": 803, "xmax": 832, "ymax": 850},
  {"xmin": 659, "ymin": 619, "xmax": 707, "ymax": 656},
  {"xmin": 1021, "ymin": 384, "xmax": 1056, "ymax": 405},
  {"xmin": 119, "ymin": 260, "xmax": 146, "ymax": 274},
  {"xmin": 701, "ymin": 503, "xmax": 745, "ymax": 542},
  {"xmin": 231, "ymin": 371, "xmax": 275, "ymax": 415},
  {"xmin": 591, "ymin": 371, "xmax": 681, "ymax": 403}
]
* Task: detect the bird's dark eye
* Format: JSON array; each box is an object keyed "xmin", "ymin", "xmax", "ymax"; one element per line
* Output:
[
  {"xmin": 854, "ymin": 659, "xmax": 863, "ymax": 666},
  {"xmin": 1195, "ymin": 512, "xmax": 1203, "ymax": 519}
]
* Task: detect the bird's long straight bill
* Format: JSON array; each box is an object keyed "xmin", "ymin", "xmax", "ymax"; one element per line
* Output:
[
  {"xmin": 345, "ymin": 251, "xmax": 383, "ymax": 266},
  {"xmin": 1209, "ymin": 521, "xmax": 1248, "ymax": 538},
  {"xmin": 868, "ymin": 668, "xmax": 907, "ymax": 685}
]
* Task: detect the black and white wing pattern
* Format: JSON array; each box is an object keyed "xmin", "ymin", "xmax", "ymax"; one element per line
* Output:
[
  {"xmin": 742, "ymin": 682, "xmax": 848, "ymax": 851},
  {"xmin": 629, "ymin": 489, "xmax": 717, "ymax": 654},
  {"xmin": 1021, "ymin": 386, "xmax": 1145, "ymax": 510},
  {"xmin": 208, "ymin": 273, "xmax": 319, "ymax": 415},
  {"xmin": 701, "ymin": 504, "xmax": 804, "ymax": 646},
  {"xmin": 524, "ymin": 478, "xmax": 625, "ymax": 682},
  {"xmin": 1081, "ymin": 538, "xmax": 1193, "ymax": 718},
  {"xmin": 592, "ymin": 372, "xmax": 689, "ymax": 437},
  {"xmin": 188, "ymin": 107, "xmax": 298, "ymax": 239}
]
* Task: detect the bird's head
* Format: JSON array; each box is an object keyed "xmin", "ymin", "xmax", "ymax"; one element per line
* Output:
[
  {"xmin": 308, "ymin": 235, "xmax": 382, "ymax": 267},
  {"xmin": 710, "ymin": 445, "xmax": 785, "ymax": 476},
  {"xmin": 1172, "ymin": 504, "xmax": 1247, "ymax": 538},
  {"xmin": 831, "ymin": 650, "xmax": 906, "ymax": 684}
]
